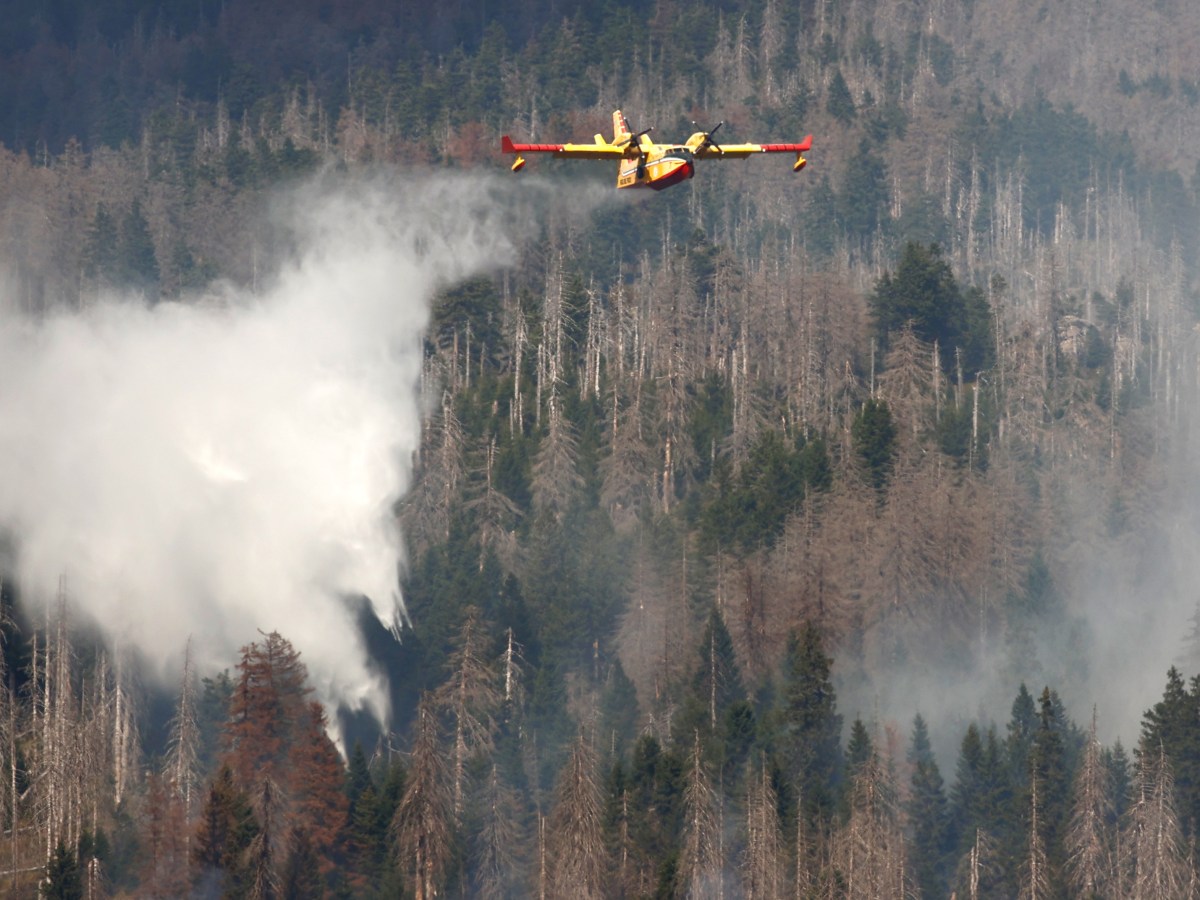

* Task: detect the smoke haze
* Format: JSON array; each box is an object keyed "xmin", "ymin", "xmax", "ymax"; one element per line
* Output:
[{"xmin": 0, "ymin": 172, "xmax": 551, "ymax": 725}]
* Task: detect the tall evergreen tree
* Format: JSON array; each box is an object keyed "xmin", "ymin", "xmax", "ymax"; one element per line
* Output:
[
  {"xmin": 779, "ymin": 622, "xmax": 843, "ymax": 820},
  {"xmin": 908, "ymin": 713, "xmax": 951, "ymax": 899},
  {"xmin": 193, "ymin": 764, "xmax": 259, "ymax": 897},
  {"xmin": 1027, "ymin": 687, "xmax": 1071, "ymax": 896},
  {"xmin": 852, "ymin": 398, "xmax": 897, "ymax": 491},
  {"xmin": 838, "ymin": 137, "xmax": 888, "ymax": 241},
  {"xmin": 675, "ymin": 605, "xmax": 746, "ymax": 765},
  {"xmin": 1141, "ymin": 667, "xmax": 1200, "ymax": 838},
  {"xmin": 1007, "ymin": 684, "xmax": 1039, "ymax": 793},
  {"xmin": 43, "ymin": 841, "xmax": 83, "ymax": 900},
  {"xmin": 118, "ymin": 197, "xmax": 159, "ymax": 297},
  {"xmin": 83, "ymin": 202, "xmax": 120, "ymax": 289},
  {"xmin": 870, "ymin": 242, "xmax": 994, "ymax": 372}
]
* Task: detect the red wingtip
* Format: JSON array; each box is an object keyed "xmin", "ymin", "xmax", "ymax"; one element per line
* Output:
[
  {"xmin": 501, "ymin": 135, "xmax": 516, "ymax": 154},
  {"xmin": 798, "ymin": 134, "xmax": 813, "ymax": 152}
]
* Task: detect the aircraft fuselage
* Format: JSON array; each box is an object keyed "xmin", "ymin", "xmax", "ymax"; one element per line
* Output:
[{"xmin": 617, "ymin": 146, "xmax": 695, "ymax": 190}]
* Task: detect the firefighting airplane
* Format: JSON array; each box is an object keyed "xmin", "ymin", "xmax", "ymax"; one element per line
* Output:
[{"xmin": 501, "ymin": 110, "xmax": 811, "ymax": 191}]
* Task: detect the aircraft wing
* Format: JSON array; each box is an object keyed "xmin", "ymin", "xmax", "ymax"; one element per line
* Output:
[
  {"xmin": 501, "ymin": 136, "xmax": 632, "ymax": 160},
  {"xmin": 694, "ymin": 135, "xmax": 813, "ymax": 159}
]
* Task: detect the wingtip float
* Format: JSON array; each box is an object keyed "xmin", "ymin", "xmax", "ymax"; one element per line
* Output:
[{"xmin": 500, "ymin": 110, "xmax": 812, "ymax": 191}]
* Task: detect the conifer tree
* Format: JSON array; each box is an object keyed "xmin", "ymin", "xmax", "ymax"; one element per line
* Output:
[
  {"xmin": 82, "ymin": 203, "xmax": 119, "ymax": 289},
  {"xmin": 1066, "ymin": 710, "xmax": 1114, "ymax": 899},
  {"xmin": 472, "ymin": 763, "xmax": 525, "ymax": 900},
  {"xmin": 279, "ymin": 825, "xmax": 324, "ymax": 899},
  {"xmin": 679, "ymin": 733, "xmax": 722, "ymax": 899},
  {"xmin": 1019, "ymin": 778, "xmax": 1051, "ymax": 900},
  {"xmin": 1142, "ymin": 667, "xmax": 1200, "ymax": 838},
  {"xmin": 1007, "ymin": 684, "xmax": 1038, "ymax": 794},
  {"xmin": 852, "ymin": 398, "xmax": 897, "ymax": 491},
  {"xmin": 193, "ymin": 764, "xmax": 258, "ymax": 897},
  {"xmin": 224, "ymin": 632, "xmax": 311, "ymax": 792},
  {"xmin": 839, "ymin": 138, "xmax": 889, "ymax": 242},
  {"xmin": 675, "ymin": 605, "xmax": 746, "ymax": 766},
  {"xmin": 954, "ymin": 826, "xmax": 1001, "ymax": 900},
  {"xmin": 1125, "ymin": 742, "xmax": 1191, "ymax": 898},
  {"xmin": 43, "ymin": 840, "xmax": 81, "ymax": 900},
  {"xmin": 547, "ymin": 733, "xmax": 606, "ymax": 900},
  {"xmin": 433, "ymin": 605, "xmax": 501, "ymax": 820},
  {"xmin": 530, "ymin": 392, "xmax": 584, "ymax": 524},
  {"xmin": 908, "ymin": 713, "xmax": 951, "ymax": 899},
  {"xmin": 392, "ymin": 699, "xmax": 453, "ymax": 900},
  {"xmin": 1026, "ymin": 687, "xmax": 1070, "ymax": 895},
  {"xmin": 779, "ymin": 622, "xmax": 843, "ymax": 819},
  {"xmin": 952, "ymin": 723, "xmax": 1012, "ymax": 869},
  {"xmin": 870, "ymin": 242, "xmax": 993, "ymax": 372},
  {"xmin": 741, "ymin": 756, "xmax": 783, "ymax": 900},
  {"xmin": 287, "ymin": 702, "xmax": 349, "ymax": 879},
  {"xmin": 835, "ymin": 738, "xmax": 911, "ymax": 898},
  {"xmin": 166, "ymin": 640, "xmax": 202, "ymax": 823},
  {"xmin": 845, "ymin": 717, "xmax": 873, "ymax": 778},
  {"xmin": 119, "ymin": 197, "xmax": 159, "ymax": 297},
  {"xmin": 247, "ymin": 777, "xmax": 280, "ymax": 900}
]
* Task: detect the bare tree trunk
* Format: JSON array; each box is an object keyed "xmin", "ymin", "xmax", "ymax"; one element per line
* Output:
[{"xmin": 1066, "ymin": 709, "xmax": 1114, "ymax": 897}]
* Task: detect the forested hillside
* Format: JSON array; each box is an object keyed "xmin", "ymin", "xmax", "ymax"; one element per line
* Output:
[{"xmin": 2, "ymin": 0, "xmax": 1200, "ymax": 897}]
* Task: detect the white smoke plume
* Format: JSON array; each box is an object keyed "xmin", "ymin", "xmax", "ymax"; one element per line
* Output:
[{"xmin": 0, "ymin": 172, "xmax": 559, "ymax": 726}]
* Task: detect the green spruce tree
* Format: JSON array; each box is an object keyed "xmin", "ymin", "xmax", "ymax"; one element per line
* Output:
[
  {"xmin": 908, "ymin": 714, "xmax": 951, "ymax": 899},
  {"xmin": 779, "ymin": 621, "xmax": 843, "ymax": 821}
]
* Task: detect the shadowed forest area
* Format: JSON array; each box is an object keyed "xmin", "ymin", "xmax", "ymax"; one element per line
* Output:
[{"xmin": 5, "ymin": 0, "xmax": 1200, "ymax": 897}]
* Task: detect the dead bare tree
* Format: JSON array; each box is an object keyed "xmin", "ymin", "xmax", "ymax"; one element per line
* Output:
[
  {"xmin": 546, "ymin": 733, "xmax": 606, "ymax": 900},
  {"xmin": 1124, "ymin": 742, "xmax": 1191, "ymax": 899},
  {"xmin": 432, "ymin": 607, "xmax": 501, "ymax": 820},
  {"xmin": 1018, "ymin": 778, "xmax": 1051, "ymax": 900},
  {"xmin": 833, "ymin": 746, "xmax": 912, "ymax": 899},
  {"xmin": 472, "ymin": 764, "xmax": 525, "ymax": 900},
  {"xmin": 742, "ymin": 756, "xmax": 783, "ymax": 900},
  {"xmin": 165, "ymin": 639, "xmax": 202, "ymax": 828},
  {"xmin": 1066, "ymin": 709, "xmax": 1115, "ymax": 898},
  {"xmin": 679, "ymin": 733, "xmax": 722, "ymax": 899},
  {"xmin": 392, "ymin": 698, "xmax": 453, "ymax": 900},
  {"xmin": 530, "ymin": 391, "xmax": 583, "ymax": 524}
]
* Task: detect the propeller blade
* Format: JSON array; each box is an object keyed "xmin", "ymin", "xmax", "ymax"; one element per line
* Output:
[
  {"xmin": 626, "ymin": 125, "xmax": 653, "ymax": 154},
  {"xmin": 693, "ymin": 120, "xmax": 725, "ymax": 154}
]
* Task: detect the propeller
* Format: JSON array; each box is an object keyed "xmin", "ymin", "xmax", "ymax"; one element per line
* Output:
[
  {"xmin": 626, "ymin": 125, "xmax": 654, "ymax": 154},
  {"xmin": 692, "ymin": 120, "xmax": 725, "ymax": 155}
]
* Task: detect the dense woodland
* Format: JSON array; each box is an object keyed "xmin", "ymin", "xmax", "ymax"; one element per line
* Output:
[{"xmin": 6, "ymin": 0, "xmax": 1200, "ymax": 897}]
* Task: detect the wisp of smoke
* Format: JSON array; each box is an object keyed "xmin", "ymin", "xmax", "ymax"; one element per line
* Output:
[{"xmin": 0, "ymin": 171, "xmax": 578, "ymax": 728}]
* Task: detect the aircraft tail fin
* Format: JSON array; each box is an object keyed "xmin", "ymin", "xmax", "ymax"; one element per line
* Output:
[{"xmin": 612, "ymin": 110, "xmax": 631, "ymax": 143}]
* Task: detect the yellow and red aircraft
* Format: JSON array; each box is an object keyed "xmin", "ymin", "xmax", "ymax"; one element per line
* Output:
[{"xmin": 501, "ymin": 110, "xmax": 811, "ymax": 191}]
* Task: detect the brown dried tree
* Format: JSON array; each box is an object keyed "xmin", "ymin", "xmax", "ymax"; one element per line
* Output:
[
  {"xmin": 1065, "ymin": 710, "xmax": 1115, "ymax": 898},
  {"xmin": 679, "ymin": 733, "xmax": 723, "ymax": 898},
  {"xmin": 742, "ymin": 757, "xmax": 784, "ymax": 900},
  {"xmin": 432, "ymin": 606, "xmax": 501, "ymax": 820},
  {"xmin": 546, "ymin": 733, "xmax": 606, "ymax": 900},
  {"xmin": 392, "ymin": 698, "xmax": 453, "ymax": 900}
]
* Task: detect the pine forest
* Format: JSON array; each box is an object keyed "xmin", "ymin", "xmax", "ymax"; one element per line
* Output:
[{"xmin": 5, "ymin": 0, "xmax": 1200, "ymax": 897}]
